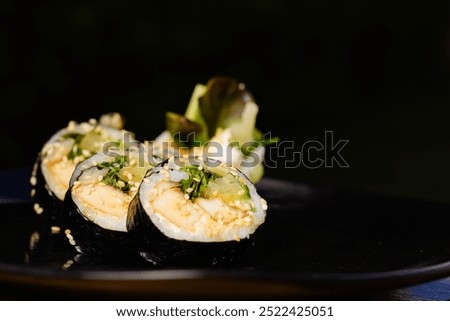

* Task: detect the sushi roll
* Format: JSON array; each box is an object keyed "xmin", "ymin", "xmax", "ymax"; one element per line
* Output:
[
  {"xmin": 127, "ymin": 156, "xmax": 267, "ymax": 265},
  {"xmin": 64, "ymin": 146, "xmax": 157, "ymax": 255},
  {"xmin": 31, "ymin": 113, "xmax": 129, "ymax": 224}
]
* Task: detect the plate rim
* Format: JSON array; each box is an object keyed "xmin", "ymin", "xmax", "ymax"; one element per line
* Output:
[{"xmin": 2, "ymin": 168, "xmax": 450, "ymax": 297}]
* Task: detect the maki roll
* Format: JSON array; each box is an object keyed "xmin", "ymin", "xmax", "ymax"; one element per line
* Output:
[
  {"xmin": 64, "ymin": 146, "xmax": 156, "ymax": 255},
  {"xmin": 127, "ymin": 156, "xmax": 267, "ymax": 265},
  {"xmin": 31, "ymin": 113, "xmax": 129, "ymax": 224}
]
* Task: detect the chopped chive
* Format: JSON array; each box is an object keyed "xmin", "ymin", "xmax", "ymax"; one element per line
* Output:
[{"xmin": 97, "ymin": 155, "xmax": 132, "ymax": 192}]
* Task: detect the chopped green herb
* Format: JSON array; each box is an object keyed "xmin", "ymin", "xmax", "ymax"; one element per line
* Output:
[
  {"xmin": 179, "ymin": 165, "xmax": 253, "ymax": 206},
  {"xmin": 179, "ymin": 165, "xmax": 218, "ymax": 200},
  {"xmin": 62, "ymin": 132, "xmax": 85, "ymax": 160},
  {"xmin": 97, "ymin": 156, "xmax": 132, "ymax": 192}
]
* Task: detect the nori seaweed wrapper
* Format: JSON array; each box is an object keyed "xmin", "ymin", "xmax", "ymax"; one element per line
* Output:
[
  {"xmin": 62, "ymin": 170, "xmax": 133, "ymax": 257},
  {"xmin": 30, "ymin": 153, "xmax": 64, "ymax": 226}
]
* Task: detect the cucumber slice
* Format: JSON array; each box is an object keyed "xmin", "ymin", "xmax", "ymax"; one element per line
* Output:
[
  {"xmin": 228, "ymin": 101, "xmax": 259, "ymax": 144},
  {"xmin": 118, "ymin": 164, "xmax": 151, "ymax": 183},
  {"xmin": 247, "ymin": 163, "xmax": 264, "ymax": 184},
  {"xmin": 79, "ymin": 131, "xmax": 104, "ymax": 152},
  {"xmin": 204, "ymin": 173, "xmax": 250, "ymax": 202},
  {"xmin": 185, "ymin": 84, "xmax": 207, "ymax": 123}
]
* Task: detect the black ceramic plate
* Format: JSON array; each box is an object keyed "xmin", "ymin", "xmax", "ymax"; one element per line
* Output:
[{"xmin": 1, "ymin": 168, "xmax": 450, "ymax": 299}]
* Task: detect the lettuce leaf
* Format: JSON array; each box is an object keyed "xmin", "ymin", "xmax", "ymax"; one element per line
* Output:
[
  {"xmin": 165, "ymin": 112, "xmax": 206, "ymax": 147},
  {"xmin": 163, "ymin": 76, "xmax": 278, "ymax": 183},
  {"xmin": 198, "ymin": 77, "xmax": 254, "ymax": 138}
]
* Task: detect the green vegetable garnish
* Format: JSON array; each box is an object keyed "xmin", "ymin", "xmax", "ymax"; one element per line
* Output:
[
  {"xmin": 62, "ymin": 132, "xmax": 85, "ymax": 160},
  {"xmin": 166, "ymin": 77, "xmax": 257, "ymax": 148},
  {"xmin": 63, "ymin": 127, "xmax": 122, "ymax": 161},
  {"xmin": 198, "ymin": 77, "xmax": 253, "ymax": 138},
  {"xmin": 165, "ymin": 76, "xmax": 279, "ymax": 183},
  {"xmin": 97, "ymin": 156, "xmax": 132, "ymax": 192},
  {"xmin": 166, "ymin": 112, "xmax": 206, "ymax": 147},
  {"xmin": 179, "ymin": 164, "xmax": 253, "ymax": 206},
  {"xmin": 180, "ymin": 165, "xmax": 217, "ymax": 200},
  {"xmin": 166, "ymin": 77, "xmax": 279, "ymax": 151},
  {"xmin": 204, "ymin": 172, "xmax": 252, "ymax": 203}
]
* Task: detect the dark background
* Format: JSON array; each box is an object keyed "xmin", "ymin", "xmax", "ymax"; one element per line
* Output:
[{"xmin": 1, "ymin": 0, "xmax": 450, "ymax": 203}]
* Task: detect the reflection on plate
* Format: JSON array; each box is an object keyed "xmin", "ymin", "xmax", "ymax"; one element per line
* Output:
[{"xmin": 1, "ymin": 168, "xmax": 450, "ymax": 299}]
